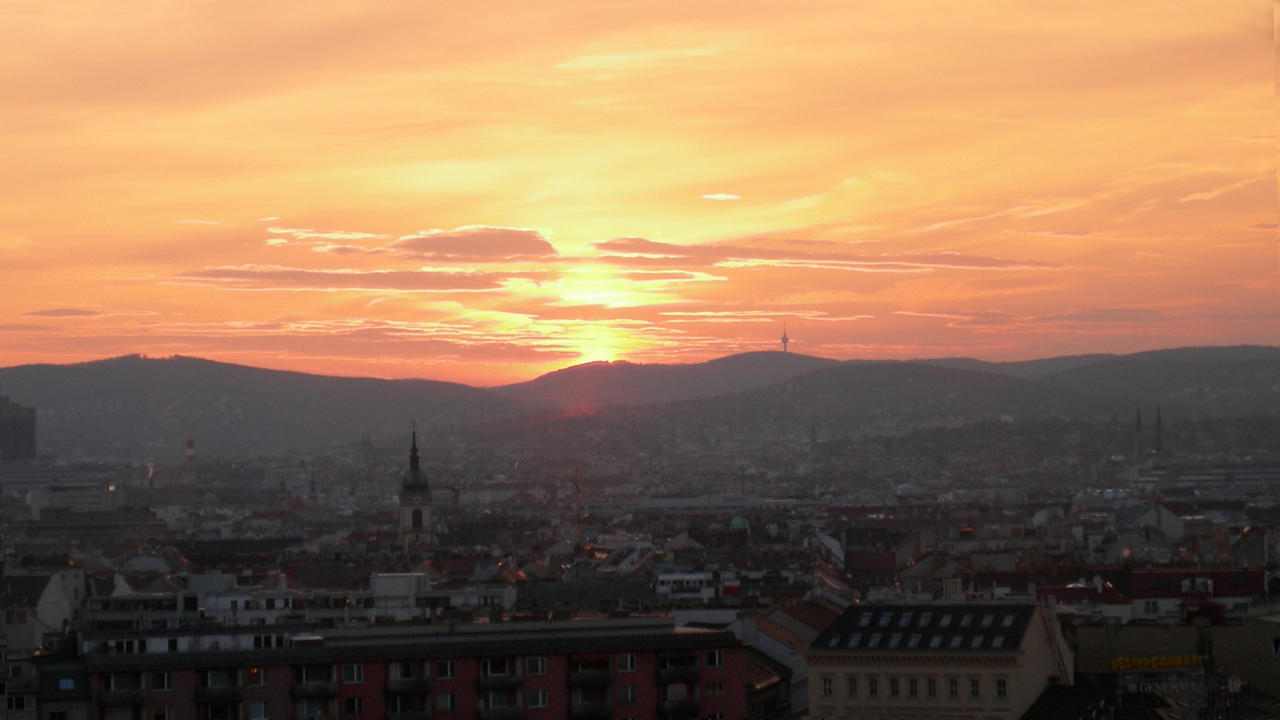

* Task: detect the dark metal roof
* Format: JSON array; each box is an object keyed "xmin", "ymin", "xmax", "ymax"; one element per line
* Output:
[{"xmin": 810, "ymin": 603, "xmax": 1036, "ymax": 654}]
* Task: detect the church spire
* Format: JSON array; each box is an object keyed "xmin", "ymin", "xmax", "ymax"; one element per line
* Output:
[{"xmin": 409, "ymin": 421, "xmax": 420, "ymax": 475}]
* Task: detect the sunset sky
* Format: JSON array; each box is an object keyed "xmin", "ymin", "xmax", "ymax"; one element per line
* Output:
[{"xmin": 1, "ymin": 1, "xmax": 1275, "ymax": 386}]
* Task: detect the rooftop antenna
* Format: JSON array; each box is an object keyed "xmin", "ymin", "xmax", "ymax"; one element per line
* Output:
[{"xmin": 780, "ymin": 322, "xmax": 790, "ymax": 353}]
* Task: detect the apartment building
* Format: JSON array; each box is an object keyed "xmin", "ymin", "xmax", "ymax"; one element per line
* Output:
[{"xmin": 35, "ymin": 617, "xmax": 767, "ymax": 720}]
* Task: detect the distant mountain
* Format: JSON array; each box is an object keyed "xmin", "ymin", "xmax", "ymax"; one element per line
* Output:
[
  {"xmin": 509, "ymin": 347, "xmax": 1280, "ymax": 450},
  {"xmin": 593, "ymin": 361, "xmax": 1104, "ymax": 440},
  {"xmin": 2, "ymin": 346, "xmax": 1274, "ymax": 462},
  {"xmin": 1039, "ymin": 346, "xmax": 1280, "ymax": 419},
  {"xmin": 918, "ymin": 354, "xmax": 1120, "ymax": 380},
  {"xmin": 494, "ymin": 351, "xmax": 839, "ymax": 411},
  {"xmin": 0, "ymin": 355, "xmax": 534, "ymax": 460}
]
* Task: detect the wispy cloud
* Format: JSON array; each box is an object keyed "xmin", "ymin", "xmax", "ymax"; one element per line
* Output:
[
  {"xmin": 24, "ymin": 307, "xmax": 100, "ymax": 318},
  {"xmin": 701, "ymin": 193, "xmax": 740, "ymax": 201}
]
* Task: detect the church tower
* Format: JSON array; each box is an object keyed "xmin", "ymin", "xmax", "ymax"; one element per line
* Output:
[{"xmin": 399, "ymin": 423, "xmax": 432, "ymax": 549}]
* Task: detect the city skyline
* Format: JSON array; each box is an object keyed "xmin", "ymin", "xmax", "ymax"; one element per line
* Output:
[{"xmin": 2, "ymin": 1, "xmax": 1275, "ymax": 386}]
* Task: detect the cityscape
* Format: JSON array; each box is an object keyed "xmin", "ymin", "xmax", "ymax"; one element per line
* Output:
[
  {"xmin": 2, "ymin": 2, "xmax": 1277, "ymax": 720},
  {"xmin": 2, "ymin": 343, "xmax": 1280, "ymax": 719}
]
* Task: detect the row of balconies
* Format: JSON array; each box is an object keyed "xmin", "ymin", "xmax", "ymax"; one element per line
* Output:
[{"xmin": 89, "ymin": 665, "xmax": 702, "ymax": 705}]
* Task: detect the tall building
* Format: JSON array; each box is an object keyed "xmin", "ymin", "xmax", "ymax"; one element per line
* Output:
[
  {"xmin": 0, "ymin": 393, "xmax": 37, "ymax": 460},
  {"xmin": 399, "ymin": 424, "xmax": 432, "ymax": 549}
]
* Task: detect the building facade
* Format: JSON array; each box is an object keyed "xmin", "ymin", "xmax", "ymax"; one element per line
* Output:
[
  {"xmin": 36, "ymin": 618, "xmax": 761, "ymax": 720},
  {"xmin": 806, "ymin": 602, "xmax": 1072, "ymax": 720}
]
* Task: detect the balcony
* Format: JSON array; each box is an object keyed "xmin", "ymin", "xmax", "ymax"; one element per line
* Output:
[
  {"xmin": 195, "ymin": 686, "xmax": 243, "ymax": 702},
  {"xmin": 97, "ymin": 689, "xmax": 145, "ymax": 706},
  {"xmin": 656, "ymin": 666, "xmax": 699, "ymax": 683},
  {"xmin": 658, "ymin": 699, "xmax": 700, "ymax": 719},
  {"xmin": 290, "ymin": 681, "xmax": 338, "ymax": 699},
  {"xmin": 568, "ymin": 669, "xmax": 611, "ymax": 686},
  {"xmin": 476, "ymin": 674, "xmax": 522, "ymax": 690},
  {"xmin": 385, "ymin": 678, "xmax": 431, "ymax": 694},
  {"xmin": 568, "ymin": 702, "xmax": 612, "ymax": 718},
  {"xmin": 477, "ymin": 708, "xmax": 522, "ymax": 720}
]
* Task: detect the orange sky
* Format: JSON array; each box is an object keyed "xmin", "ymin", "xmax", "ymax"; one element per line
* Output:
[{"xmin": 1, "ymin": 1, "xmax": 1276, "ymax": 386}]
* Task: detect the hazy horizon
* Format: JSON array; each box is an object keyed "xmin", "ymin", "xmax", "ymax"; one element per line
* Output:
[{"xmin": 2, "ymin": 343, "xmax": 1275, "ymax": 389}]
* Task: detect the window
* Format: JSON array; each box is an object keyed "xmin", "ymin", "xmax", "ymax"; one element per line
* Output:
[
  {"xmin": 343, "ymin": 697, "xmax": 363, "ymax": 716},
  {"xmin": 152, "ymin": 672, "xmax": 171, "ymax": 691},
  {"xmin": 705, "ymin": 649, "xmax": 723, "ymax": 668},
  {"xmin": 50, "ymin": 713, "xmax": 67, "ymax": 720},
  {"xmin": 6, "ymin": 697, "xmax": 34, "ymax": 712},
  {"xmin": 949, "ymin": 635, "xmax": 963, "ymax": 648},
  {"xmin": 702, "ymin": 682, "xmax": 724, "ymax": 700},
  {"xmin": 1001, "ymin": 614, "xmax": 1015, "ymax": 627},
  {"xmin": 959, "ymin": 614, "xmax": 973, "ymax": 627},
  {"xmin": 167, "ymin": 638, "xmax": 178, "ymax": 652},
  {"xmin": 483, "ymin": 691, "xmax": 508, "ymax": 709},
  {"xmin": 927, "ymin": 678, "xmax": 937, "ymax": 698},
  {"xmin": 928, "ymin": 635, "xmax": 943, "ymax": 649},
  {"xmin": 907, "ymin": 633, "xmax": 922, "ymax": 649},
  {"xmin": 970, "ymin": 678, "xmax": 981, "ymax": 699},
  {"xmin": 617, "ymin": 653, "xmax": 636, "ymax": 672},
  {"xmin": 970, "ymin": 635, "xmax": 983, "ymax": 649},
  {"xmin": 878, "ymin": 614, "xmax": 891, "ymax": 627},
  {"xmin": 996, "ymin": 679, "xmax": 1008, "ymax": 700},
  {"xmin": 342, "ymin": 664, "xmax": 363, "ymax": 684},
  {"xmin": 888, "ymin": 633, "xmax": 902, "ymax": 649},
  {"xmin": 981, "ymin": 613, "xmax": 994, "ymax": 627},
  {"xmin": 821, "ymin": 677, "xmax": 833, "ymax": 698},
  {"xmin": 58, "ymin": 677, "xmax": 75, "ymax": 691},
  {"xmin": 948, "ymin": 678, "xmax": 959, "ymax": 699},
  {"xmin": 889, "ymin": 678, "xmax": 900, "ymax": 698},
  {"xmin": 939, "ymin": 613, "xmax": 952, "ymax": 627},
  {"xmin": 867, "ymin": 676, "xmax": 878, "ymax": 698},
  {"xmin": 846, "ymin": 633, "xmax": 862, "ymax": 648},
  {"xmin": 527, "ymin": 656, "xmax": 547, "ymax": 676},
  {"xmin": 435, "ymin": 660, "xmax": 455, "ymax": 679},
  {"xmin": 247, "ymin": 702, "xmax": 268, "ymax": 720},
  {"xmin": 482, "ymin": 658, "xmax": 509, "ymax": 677},
  {"xmin": 619, "ymin": 684, "xmax": 638, "ymax": 704},
  {"xmin": 1143, "ymin": 600, "xmax": 1159, "ymax": 615},
  {"xmin": 846, "ymin": 676, "xmax": 857, "ymax": 698},
  {"xmin": 528, "ymin": 689, "xmax": 548, "ymax": 708},
  {"xmin": 151, "ymin": 708, "xmax": 171, "ymax": 720},
  {"xmin": 899, "ymin": 612, "xmax": 913, "ymax": 627},
  {"xmin": 992, "ymin": 635, "xmax": 1005, "ymax": 649},
  {"xmin": 918, "ymin": 612, "xmax": 932, "ymax": 627},
  {"xmin": 247, "ymin": 667, "xmax": 266, "ymax": 687},
  {"xmin": 857, "ymin": 613, "xmax": 873, "ymax": 627},
  {"xmin": 908, "ymin": 678, "xmax": 918, "ymax": 699},
  {"xmin": 435, "ymin": 693, "xmax": 455, "ymax": 712},
  {"xmin": 868, "ymin": 633, "xmax": 882, "ymax": 648}
]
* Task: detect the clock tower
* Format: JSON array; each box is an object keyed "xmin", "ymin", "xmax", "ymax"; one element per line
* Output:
[{"xmin": 399, "ymin": 423, "xmax": 432, "ymax": 549}]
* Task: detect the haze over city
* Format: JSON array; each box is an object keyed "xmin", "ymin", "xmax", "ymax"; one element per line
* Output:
[{"xmin": 2, "ymin": 1, "xmax": 1275, "ymax": 386}]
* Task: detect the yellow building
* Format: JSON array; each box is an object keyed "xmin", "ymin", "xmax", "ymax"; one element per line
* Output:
[{"xmin": 806, "ymin": 603, "xmax": 1072, "ymax": 720}]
